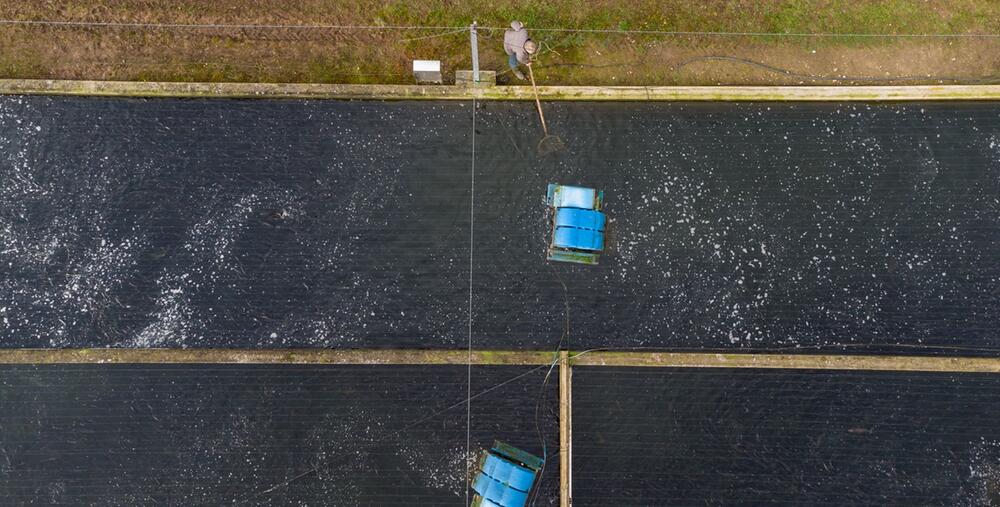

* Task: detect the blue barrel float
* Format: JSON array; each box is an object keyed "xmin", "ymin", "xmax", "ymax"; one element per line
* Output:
[
  {"xmin": 471, "ymin": 441, "xmax": 545, "ymax": 507},
  {"xmin": 546, "ymin": 183, "xmax": 606, "ymax": 265}
]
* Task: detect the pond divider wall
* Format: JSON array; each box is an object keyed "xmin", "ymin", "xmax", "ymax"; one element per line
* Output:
[
  {"xmin": 2, "ymin": 79, "xmax": 1000, "ymax": 101},
  {"xmin": 4, "ymin": 349, "xmax": 1000, "ymax": 373}
]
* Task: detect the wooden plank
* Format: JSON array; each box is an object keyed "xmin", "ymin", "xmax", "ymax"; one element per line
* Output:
[{"xmin": 559, "ymin": 350, "xmax": 572, "ymax": 507}]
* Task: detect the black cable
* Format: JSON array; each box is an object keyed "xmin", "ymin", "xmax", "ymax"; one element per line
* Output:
[
  {"xmin": 527, "ymin": 263, "xmax": 571, "ymax": 506},
  {"xmin": 234, "ymin": 363, "xmax": 550, "ymax": 504}
]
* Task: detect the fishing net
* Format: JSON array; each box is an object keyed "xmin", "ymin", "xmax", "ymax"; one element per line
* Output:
[
  {"xmin": 527, "ymin": 64, "xmax": 566, "ymax": 157},
  {"xmin": 537, "ymin": 135, "xmax": 566, "ymax": 157}
]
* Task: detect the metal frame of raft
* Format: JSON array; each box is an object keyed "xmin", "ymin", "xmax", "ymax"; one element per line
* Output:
[{"xmin": 546, "ymin": 183, "xmax": 607, "ymax": 265}]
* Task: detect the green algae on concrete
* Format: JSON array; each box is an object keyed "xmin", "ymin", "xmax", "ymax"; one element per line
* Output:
[
  {"xmin": 1, "ymin": 79, "xmax": 1000, "ymax": 101},
  {"xmin": 3, "ymin": 349, "xmax": 1000, "ymax": 373},
  {"xmin": 0, "ymin": 348, "xmax": 555, "ymax": 365},
  {"xmin": 569, "ymin": 351, "xmax": 1000, "ymax": 373}
]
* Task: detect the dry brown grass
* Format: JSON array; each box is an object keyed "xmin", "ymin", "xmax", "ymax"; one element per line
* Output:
[{"xmin": 0, "ymin": 1, "xmax": 998, "ymax": 85}]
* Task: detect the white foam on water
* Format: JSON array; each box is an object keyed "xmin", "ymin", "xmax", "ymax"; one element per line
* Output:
[{"xmin": 960, "ymin": 438, "xmax": 1000, "ymax": 505}]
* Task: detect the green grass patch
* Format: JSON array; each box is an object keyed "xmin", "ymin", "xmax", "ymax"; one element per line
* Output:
[{"xmin": 1, "ymin": 1, "xmax": 997, "ymax": 84}]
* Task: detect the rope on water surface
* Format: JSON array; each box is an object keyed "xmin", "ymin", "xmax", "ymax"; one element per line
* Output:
[
  {"xmin": 527, "ymin": 264, "xmax": 572, "ymax": 507},
  {"xmin": 466, "ymin": 96, "xmax": 476, "ymax": 507},
  {"xmin": 234, "ymin": 362, "xmax": 554, "ymax": 503}
]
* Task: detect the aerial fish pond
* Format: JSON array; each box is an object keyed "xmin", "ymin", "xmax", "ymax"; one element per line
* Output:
[{"xmin": 0, "ymin": 97, "xmax": 998, "ymax": 351}]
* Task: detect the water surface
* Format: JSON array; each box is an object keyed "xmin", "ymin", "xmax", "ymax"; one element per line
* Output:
[{"xmin": 1, "ymin": 97, "xmax": 997, "ymax": 351}]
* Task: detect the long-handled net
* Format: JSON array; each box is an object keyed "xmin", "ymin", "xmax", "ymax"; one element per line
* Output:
[{"xmin": 526, "ymin": 64, "xmax": 565, "ymax": 157}]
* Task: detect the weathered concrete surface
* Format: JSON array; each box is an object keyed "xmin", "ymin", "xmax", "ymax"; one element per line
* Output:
[
  {"xmin": 570, "ymin": 351, "xmax": 1000, "ymax": 373},
  {"xmin": 455, "ymin": 70, "xmax": 498, "ymax": 87},
  {"xmin": 3, "ymin": 349, "xmax": 1000, "ymax": 373},
  {"xmin": 1, "ymin": 79, "xmax": 999, "ymax": 101},
  {"xmin": 0, "ymin": 348, "xmax": 555, "ymax": 365}
]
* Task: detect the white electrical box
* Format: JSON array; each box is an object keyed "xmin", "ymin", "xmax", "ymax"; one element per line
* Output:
[{"xmin": 413, "ymin": 60, "xmax": 442, "ymax": 84}]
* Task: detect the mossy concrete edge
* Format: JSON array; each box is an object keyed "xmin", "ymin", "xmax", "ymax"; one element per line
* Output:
[
  {"xmin": 2, "ymin": 349, "xmax": 999, "ymax": 372},
  {"xmin": 571, "ymin": 351, "xmax": 1000, "ymax": 373},
  {"xmin": 0, "ymin": 348, "xmax": 554, "ymax": 366},
  {"xmin": 1, "ymin": 79, "xmax": 999, "ymax": 101}
]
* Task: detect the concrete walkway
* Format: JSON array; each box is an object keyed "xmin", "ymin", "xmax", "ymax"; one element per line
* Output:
[
  {"xmin": 4, "ymin": 348, "xmax": 1000, "ymax": 372},
  {"xmin": 2, "ymin": 79, "xmax": 1000, "ymax": 101}
]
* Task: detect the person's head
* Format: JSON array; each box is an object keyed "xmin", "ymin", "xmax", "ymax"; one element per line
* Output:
[
  {"xmin": 510, "ymin": 21, "xmax": 524, "ymax": 31},
  {"xmin": 524, "ymin": 40, "xmax": 538, "ymax": 55}
]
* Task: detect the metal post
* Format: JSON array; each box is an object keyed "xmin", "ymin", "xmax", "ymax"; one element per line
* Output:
[{"xmin": 470, "ymin": 21, "xmax": 480, "ymax": 83}]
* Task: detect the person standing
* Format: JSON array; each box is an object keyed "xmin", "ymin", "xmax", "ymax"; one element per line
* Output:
[{"xmin": 503, "ymin": 21, "xmax": 538, "ymax": 80}]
